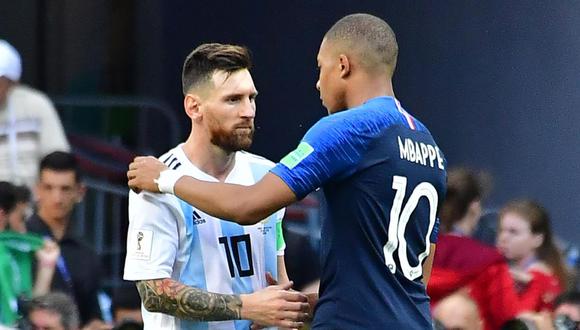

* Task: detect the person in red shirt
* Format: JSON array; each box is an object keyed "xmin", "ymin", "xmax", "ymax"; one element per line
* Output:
[
  {"xmin": 497, "ymin": 200, "xmax": 569, "ymax": 312},
  {"xmin": 428, "ymin": 168, "xmax": 520, "ymax": 330}
]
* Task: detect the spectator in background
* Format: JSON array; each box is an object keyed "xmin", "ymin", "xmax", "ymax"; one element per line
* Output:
[
  {"xmin": 25, "ymin": 292, "xmax": 80, "ymax": 330},
  {"xmin": 500, "ymin": 291, "xmax": 580, "ymax": 330},
  {"xmin": 432, "ymin": 292, "xmax": 483, "ymax": 330},
  {"xmin": 0, "ymin": 181, "xmax": 59, "ymax": 327},
  {"xmin": 438, "ymin": 167, "xmax": 487, "ymax": 236},
  {"xmin": 0, "ymin": 181, "xmax": 15, "ymax": 232},
  {"xmin": 26, "ymin": 152, "xmax": 104, "ymax": 327},
  {"xmin": 497, "ymin": 200, "xmax": 568, "ymax": 312},
  {"xmin": 0, "ymin": 39, "xmax": 70, "ymax": 189},
  {"xmin": 7, "ymin": 184, "xmax": 31, "ymax": 233},
  {"xmin": 553, "ymin": 291, "xmax": 580, "ymax": 329},
  {"xmin": 111, "ymin": 286, "xmax": 142, "ymax": 330},
  {"xmin": 428, "ymin": 167, "xmax": 521, "ymax": 330}
]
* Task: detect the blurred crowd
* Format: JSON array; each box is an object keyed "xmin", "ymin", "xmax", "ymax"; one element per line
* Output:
[
  {"xmin": 0, "ymin": 40, "xmax": 142, "ymax": 330},
  {"xmin": 429, "ymin": 167, "xmax": 579, "ymax": 330},
  {"xmin": 0, "ymin": 37, "xmax": 578, "ymax": 330}
]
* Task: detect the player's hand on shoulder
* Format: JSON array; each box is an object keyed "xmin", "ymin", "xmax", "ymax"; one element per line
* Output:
[
  {"xmin": 127, "ymin": 156, "xmax": 168, "ymax": 193},
  {"xmin": 240, "ymin": 281, "xmax": 309, "ymax": 329}
]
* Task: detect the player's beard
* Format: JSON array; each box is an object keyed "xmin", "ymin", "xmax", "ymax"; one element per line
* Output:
[{"xmin": 209, "ymin": 122, "xmax": 254, "ymax": 153}]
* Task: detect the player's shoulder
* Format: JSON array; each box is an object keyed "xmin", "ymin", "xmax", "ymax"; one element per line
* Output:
[
  {"xmin": 129, "ymin": 187, "xmax": 182, "ymax": 212},
  {"xmin": 305, "ymin": 97, "xmax": 400, "ymax": 143},
  {"xmin": 236, "ymin": 151, "xmax": 276, "ymax": 168},
  {"xmin": 157, "ymin": 144, "xmax": 186, "ymax": 170},
  {"xmin": 318, "ymin": 96, "xmax": 403, "ymax": 130},
  {"xmin": 129, "ymin": 189, "xmax": 178, "ymax": 203}
]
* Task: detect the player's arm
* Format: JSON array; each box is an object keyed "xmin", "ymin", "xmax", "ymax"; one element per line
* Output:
[
  {"xmin": 125, "ymin": 193, "xmax": 308, "ymax": 327},
  {"xmin": 175, "ymin": 172, "xmax": 296, "ymax": 225},
  {"xmin": 128, "ymin": 157, "xmax": 297, "ymax": 225},
  {"xmin": 422, "ymin": 243, "xmax": 436, "ymax": 286},
  {"xmin": 136, "ymin": 278, "xmax": 240, "ymax": 320},
  {"xmin": 128, "ymin": 116, "xmax": 364, "ymax": 224},
  {"xmin": 136, "ymin": 277, "xmax": 307, "ymax": 327},
  {"xmin": 273, "ymin": 256, "xmax": 317, "ymax": 322}
]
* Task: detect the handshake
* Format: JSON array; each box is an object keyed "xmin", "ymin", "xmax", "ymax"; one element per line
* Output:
[{"xmin": 241, "ymin": 274, "xmax": 315, "ymax": 330}]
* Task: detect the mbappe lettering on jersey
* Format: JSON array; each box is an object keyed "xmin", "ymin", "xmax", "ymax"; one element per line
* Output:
[{"xmin": 397, "ymin": 136, "xmax": 444, "ymax": 170}]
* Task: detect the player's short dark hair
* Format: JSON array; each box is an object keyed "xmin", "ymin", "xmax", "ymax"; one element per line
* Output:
[
  {"xmin": 0, "ymin": 181, "xmax": 17, "ymax": 213},
  {"xmin": 39, "ymin": 151, "xmax": 82, "ymax": 182},
  {"xmin": 324, "ymin": 13, "xmax": 398, "ymax": 74},
  {"xmin": 27, "ymin": 292, "xmax": 80, "ymax": 330},
  {"xmin": 181, "ymin": 43, "xmax": 252, "ymax": 95}
]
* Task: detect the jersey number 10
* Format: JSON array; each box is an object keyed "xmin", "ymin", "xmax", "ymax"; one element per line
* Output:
[
  {"xmin": 383, "ymin": 175, "xmax": 438, "ymax": 281},
  {"xmin": 219, "ymin": 234, "xmax": 255, "ymax": 278}
]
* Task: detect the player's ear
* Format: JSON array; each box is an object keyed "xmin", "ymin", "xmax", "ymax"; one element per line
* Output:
[
  {"xmin": 338, "ymin": 54, "xmax": 351, "ymax": 78},
  {"xmin": 184, "ymin": 94, "xmax": 202, "ymax": 120}
]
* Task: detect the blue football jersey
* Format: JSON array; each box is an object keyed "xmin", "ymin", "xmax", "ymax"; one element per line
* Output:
[{"xmin": 271, "ymin": 96, "xmax": 447, "ymax": 329}]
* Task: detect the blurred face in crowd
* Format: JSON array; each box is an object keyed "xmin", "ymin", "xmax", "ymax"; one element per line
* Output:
[
  {"xmin": 433, "ymin": 294, "xmax": 483, "ymax": 330},
  {"xmin": 316, "ymin": 38, "xmax": 347, "ymax": 114},
  {"xmin": 36, "ymin": 169, "xmax": 85, "ymax": 222},
  {"xmin": 189, "ymin": 69, "xmax": 256, "ymax": 152},
  {"xmin": 555, "ymin": 302, "xmax": 580, "ymax": 324},
  {"xmin": 8, "ymin": 201, "xmax": 30, "ymax": 233},
  {"xmin": 0, "ymin": 208, "xmax": 7, "ymax": 231},
  {"xmin": 28, "ymin": 309, "xmax": 66, "ymax": 330},
  {"xmin": 496, "ymin": 211, "xmax": 543, "ymax": 262}
]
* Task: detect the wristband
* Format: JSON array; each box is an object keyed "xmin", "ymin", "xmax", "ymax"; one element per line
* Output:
[{"xmin": 154, "ymin": 169, "xmax": 183, "ymax": 194}]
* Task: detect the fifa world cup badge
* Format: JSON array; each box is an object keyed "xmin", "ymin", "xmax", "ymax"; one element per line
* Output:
[{"xmin": 129, "ymin": 229, "xmax": 153, "ymax": 260}]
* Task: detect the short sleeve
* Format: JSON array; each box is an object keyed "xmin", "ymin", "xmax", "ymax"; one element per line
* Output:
[
  {"xmin": 123, "ymin": 191, "xmax": 183, "ymax": 281},
  {"xmin": 271, "ymin": 112, "xmax": 375, "ymax": 199}
]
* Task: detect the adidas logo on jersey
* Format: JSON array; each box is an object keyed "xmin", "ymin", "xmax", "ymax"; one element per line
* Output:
[{"xmin": 192, "ymin": 210, "xmax": 206, "ymax": 225}]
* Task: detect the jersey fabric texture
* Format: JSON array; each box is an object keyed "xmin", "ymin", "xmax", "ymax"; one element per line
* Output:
[
  {"xmin": 124, "ymin": 144, "xmax": 285, "ymax": 330},
  {"xmin": 271, "ymin": 96, "xmax": 447, "ymax": 329}
]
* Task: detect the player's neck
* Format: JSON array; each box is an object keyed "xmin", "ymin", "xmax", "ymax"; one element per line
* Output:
[
  {"xmin": 345, "ymin": 74, "xmax": 394, "ymax": 109},
  {"xmin": 182, "ymin": 134, "xmax": 236, "ymax": 182}
]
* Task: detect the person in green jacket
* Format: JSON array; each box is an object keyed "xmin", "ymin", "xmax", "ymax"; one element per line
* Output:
[{"xmin": 0, "ymin": 181, "xmax": 60, "ymax": 327}]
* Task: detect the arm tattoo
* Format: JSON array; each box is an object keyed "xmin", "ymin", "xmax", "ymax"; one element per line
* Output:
[{"xmin": 136, "ymin": 279, "xmax": 242, "ymax": 321}]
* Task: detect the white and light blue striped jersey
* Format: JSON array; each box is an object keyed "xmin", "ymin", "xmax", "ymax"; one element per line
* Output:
[{"xmin": 124, "ymin": 144, "xmax": 286, "ymax": 330}]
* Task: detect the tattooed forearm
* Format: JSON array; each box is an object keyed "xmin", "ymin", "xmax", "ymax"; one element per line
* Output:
[{"xmin": 136, "ymin": 279, "xmax": 242, "ymax": 321}]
